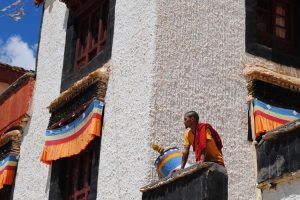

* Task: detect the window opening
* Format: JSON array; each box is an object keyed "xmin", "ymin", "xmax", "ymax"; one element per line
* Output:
[
  {"xmin": 256, "ymin": 0, "xmax": 295, "ymax": 54},
  {"xmin": 74, "ymin": 0, "xmax": 109, "ymax": 69}
]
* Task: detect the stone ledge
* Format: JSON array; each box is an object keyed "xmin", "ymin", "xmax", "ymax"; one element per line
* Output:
[
  {"xmin": 140, "ymin": 163, "xmax": 210, "ymax": 192},
  {"xmin": 141, "ymin": 162, "xmax": 228, "ymax": 200}
]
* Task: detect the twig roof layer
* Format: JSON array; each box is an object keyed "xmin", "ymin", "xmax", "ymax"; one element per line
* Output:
[
  {"xmin": 0, "ymin": 62, "xmax": 31, "ymax": 74},
  {"xmin": 48, "ymin": 66, "xmax": 110, "ymax": 113},
  {"xmin": 0, "ymin": 130, "xmax": 22, "ymax": 155},
  {"xmin": 243, "ymin": 64, "xmax": 300, "ymax": 92}
]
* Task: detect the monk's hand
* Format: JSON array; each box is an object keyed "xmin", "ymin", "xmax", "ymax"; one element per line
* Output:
[
  {"xmin": 197, "ymin": 154, "xmax": 205, "ymax": 165},
  {"xmin": 197, "ymin": 160, "xmax": 204, "ymax": 165},
  {"xmin": 171, "ymin": 168, "xmax": 182, "ymax": 176}
]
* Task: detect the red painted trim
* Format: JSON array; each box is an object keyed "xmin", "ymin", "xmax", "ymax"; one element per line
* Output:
[
  {"xmin": 254, "ymin": 110, "xmax": 289, "ymax": 124},
  {"xmin": 45, "ymin": 113, "xmax": 101, "ymax": 146},
  {"xmin": 0, "ymin": 66, "xmax": 25, "ymax": 84}
]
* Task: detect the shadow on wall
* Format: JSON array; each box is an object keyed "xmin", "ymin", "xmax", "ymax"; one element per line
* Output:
[
  {"xmin": 43, "ymin": 0, "xmax": 69, "ymax": 31},
  {"xmin": 44, "ymin": 0, "xmax": 54, "ymax": 12}
]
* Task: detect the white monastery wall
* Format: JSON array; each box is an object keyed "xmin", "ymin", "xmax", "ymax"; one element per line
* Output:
[
  {"xmin": 243, "ymin": 4, "xmax": 300, "ymax": 200},
  {"xmin": 262, "ymin": 181, "xmax": 300, "ymax": 200},
  {"xmin": 12, "ymin": 0, "xmax": 300, "ymax": 199},
  {"xmin": 150, "ymin": 1, "xmax": 258, "ymax": 200},
  {"xmin": 97, "ymin": 0, "xmax": 156, "ymax": 199},
  {"xmin": 13, "ymin": 0, "xmax": 67, "ymax": 199}
]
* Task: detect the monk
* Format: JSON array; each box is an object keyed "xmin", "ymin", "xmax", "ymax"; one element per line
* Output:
[{"xmin": 181, "ymin": 111, "xmax": 224, "ymax": 169}]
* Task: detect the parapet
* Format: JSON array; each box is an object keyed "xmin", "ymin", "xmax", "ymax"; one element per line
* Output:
[{"xmin": 141, "ymin": 162, "xmax": 228, "ymax": 200}]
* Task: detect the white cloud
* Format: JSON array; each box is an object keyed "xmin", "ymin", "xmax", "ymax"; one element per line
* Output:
[
  {"xmin": 31, "ymin": 43, "xmax": 38, "ymax": 55},
  {"xmin": 0, "ymin": 35, "xmax": 36, "ymax": 71}
]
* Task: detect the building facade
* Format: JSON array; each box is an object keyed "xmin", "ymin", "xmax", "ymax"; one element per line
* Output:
[
  {"xmin": 10, "ymin": 0, "xmax": 300, "ymax": 199},
  {"xmin": 0, "ymin": 63, "xmax": 35, "ymax": 200}
]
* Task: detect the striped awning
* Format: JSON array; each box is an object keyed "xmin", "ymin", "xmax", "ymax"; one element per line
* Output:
[
  {"xmin": 0, "ymin": 155, "xmax": 18, "ymax": 190},
  {"xmin": 249, "ymin": 99, "xmax": 300, "ymax": 139},
  {"xmin": 40, "ymin": 99, "xmax": 104, "ymax": 164}
]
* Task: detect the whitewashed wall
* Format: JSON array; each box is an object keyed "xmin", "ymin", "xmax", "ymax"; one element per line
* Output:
[
  {"xmin": 13, "ymin": 0, "xmax": 300, "ymax": 199},
  {"xmin": 149, "ymin": 1, "xmax": 258, "ymax": 200},
  {"xmin": 97, "ymin": 0, "xmax": 156, "ymax": 199},
  {"xmin": 263, "ymin": 181, "xmax": 300, "ymax": 200},
  {"xmin": 13, "ymin": 0, "xmax": 67, "ymax": 199}
]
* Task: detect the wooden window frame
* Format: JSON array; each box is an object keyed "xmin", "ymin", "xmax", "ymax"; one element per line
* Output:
[
  {"xmin": 60, "ymin": 0, "xmax": 115, "ymax": 92},
  {"xmin": 247, "ymin": 79, "xmax": 300, "ymax": 141},
  {"xmin": 49, "ymin": 137, "xmax": 101, "ymax": 200},
  {"xmin": 74, "ymin": 0, "xmax": 109, "ymax": 70},
  {"xmin": 256, "ymin": 0, "xmax": 295, "ymax": 54},
  {"xmin": 63, "ymin": 142, "xmax": 93, "ymax": 200},
  {"xmin": 0, "ymin": 185, "xmax": 14, "ymax": 200},
  {"xmin": 246, "ymin": 0, "xmax": 300, "ymax": 68}
]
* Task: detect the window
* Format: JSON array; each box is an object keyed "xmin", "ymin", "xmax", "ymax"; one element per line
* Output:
[
  {"xmin": 74, "ymin": 0, "xmax": 109, "ymax": 69},
  {"xmin": 256, "ymin": 0, "xmax": 295, "ymax": 54},
  {"xmin": 246, "ymin": 0, "xmax": 300, "ymax": 67},
  {"xmin": 248, "ymin": 79, "xmax": 300, "ymax": 140},
  {"xmin": 0, "ymin": 186, "xmax": 13, "ymax": 200},
  {"xmin": 49, "ymin": 138, "xmax": 100, "ymax": 200},
  {"xmin": 47, "ymin": 84, "xmax": 105, "ymax": 200},
  {"xmin": 251, "ymin": 80, "xmax": 300, "ymax": 111},
  {"xmin": 60, "ymin": 0, "xmax": 114, "ymax": 91},
  {"xmin": 247, "ymin": 79, "xmax": 300, "ymax": 188},
  {"xmin": 0, "ymin": 128, "xmax": 23, "ymax": 200}
]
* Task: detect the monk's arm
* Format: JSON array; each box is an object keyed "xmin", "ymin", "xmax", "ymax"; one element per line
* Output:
[{"xmin": 181, "ymin": 145, "xmax": 190, "ymax": 169}]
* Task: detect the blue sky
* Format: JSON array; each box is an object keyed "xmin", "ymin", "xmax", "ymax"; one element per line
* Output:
[{"xmin": 0, "ymin": 0, "xmax": 42, "ymax": 70}]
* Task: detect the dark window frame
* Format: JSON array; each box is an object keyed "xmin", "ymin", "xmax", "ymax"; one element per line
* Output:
[
  {"xmin": 0, "ymin": 185, "xmax": 14, "ymax": 200},
  {"xmin": 74, "ymin": 1, "xmax": 109, "ymax": 70},
  {"xmin": 49, "ymin": 99, "xmax": 105, "ymax": 200},
  {"xmin": 48, "ymin": 97, "xmax": 105, "ymax": 200},
  {"xmin": 251, "ymin": 80, "xmax": 300, "ymax": 112},
  {"xmin": 246, "ymin": 0, "xmax": 300, "ymax": 68},
  {"xmin": 61, "ymin": 0, "xmax": 115, "ymax": 92},
  {"xmin": 49, "ymin": 137, "xmax": 101, "ymax": 200}
]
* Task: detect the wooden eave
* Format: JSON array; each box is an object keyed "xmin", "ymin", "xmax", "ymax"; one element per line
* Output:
[
  {"xmin": 0, "ymin": 62, "xmax": 31, "ymax": 84},
  {"xmin": 243, "ymin": 65, "xmax": 300, "ymax": 92},
  {"xmin": 48, "ymin": 66, "xmax": 109, "ymax": 113},
  {"xmin": 0, "ymin": 129, "xmax": 22, "ymax": 154},
  {"xmin": 35, "ymin": 0, "xmax": 102, "ymax": 16},
  {"xmin": 0, "ymin": 72, "xmax": 35, "ymax": 105}
]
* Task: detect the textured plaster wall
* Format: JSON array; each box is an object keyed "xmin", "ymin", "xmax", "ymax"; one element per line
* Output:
[
  {"xmin": 97, "ymin": 0, "xmax": 156, "ymax": 199},
  {"xmin": 262, "ymin": 181, "xmax": 300, "ymax": 200},
  {"xmin": 13, "ymin": 1, "xmax": 67, "ymax": 199},
  {"xmin": 243, "ymin": 6, "xmax": 300, "ymax": 200},
  {"xmin": 150, "ymin": 1, "xmax": 257, "ymax": 200},
  {"xmin": 11, "ymin": 0, "xmax": 300, "ymax": 199}
]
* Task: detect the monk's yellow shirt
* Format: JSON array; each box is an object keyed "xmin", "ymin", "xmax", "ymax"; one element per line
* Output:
[{"xmin": 184, "ymin": 128, "xmax": 224, "ymax": 165}]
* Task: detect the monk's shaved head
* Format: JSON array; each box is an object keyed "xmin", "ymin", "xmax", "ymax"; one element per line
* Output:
[{"xmin": 185, "ymin": 111, "xmax": 199, "ymax": 122}]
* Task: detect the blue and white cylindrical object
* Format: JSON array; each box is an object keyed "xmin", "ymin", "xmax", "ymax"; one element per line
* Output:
[{"xmin": 154, "ymin": 147, "xmax": 189, "ymax": 177}]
